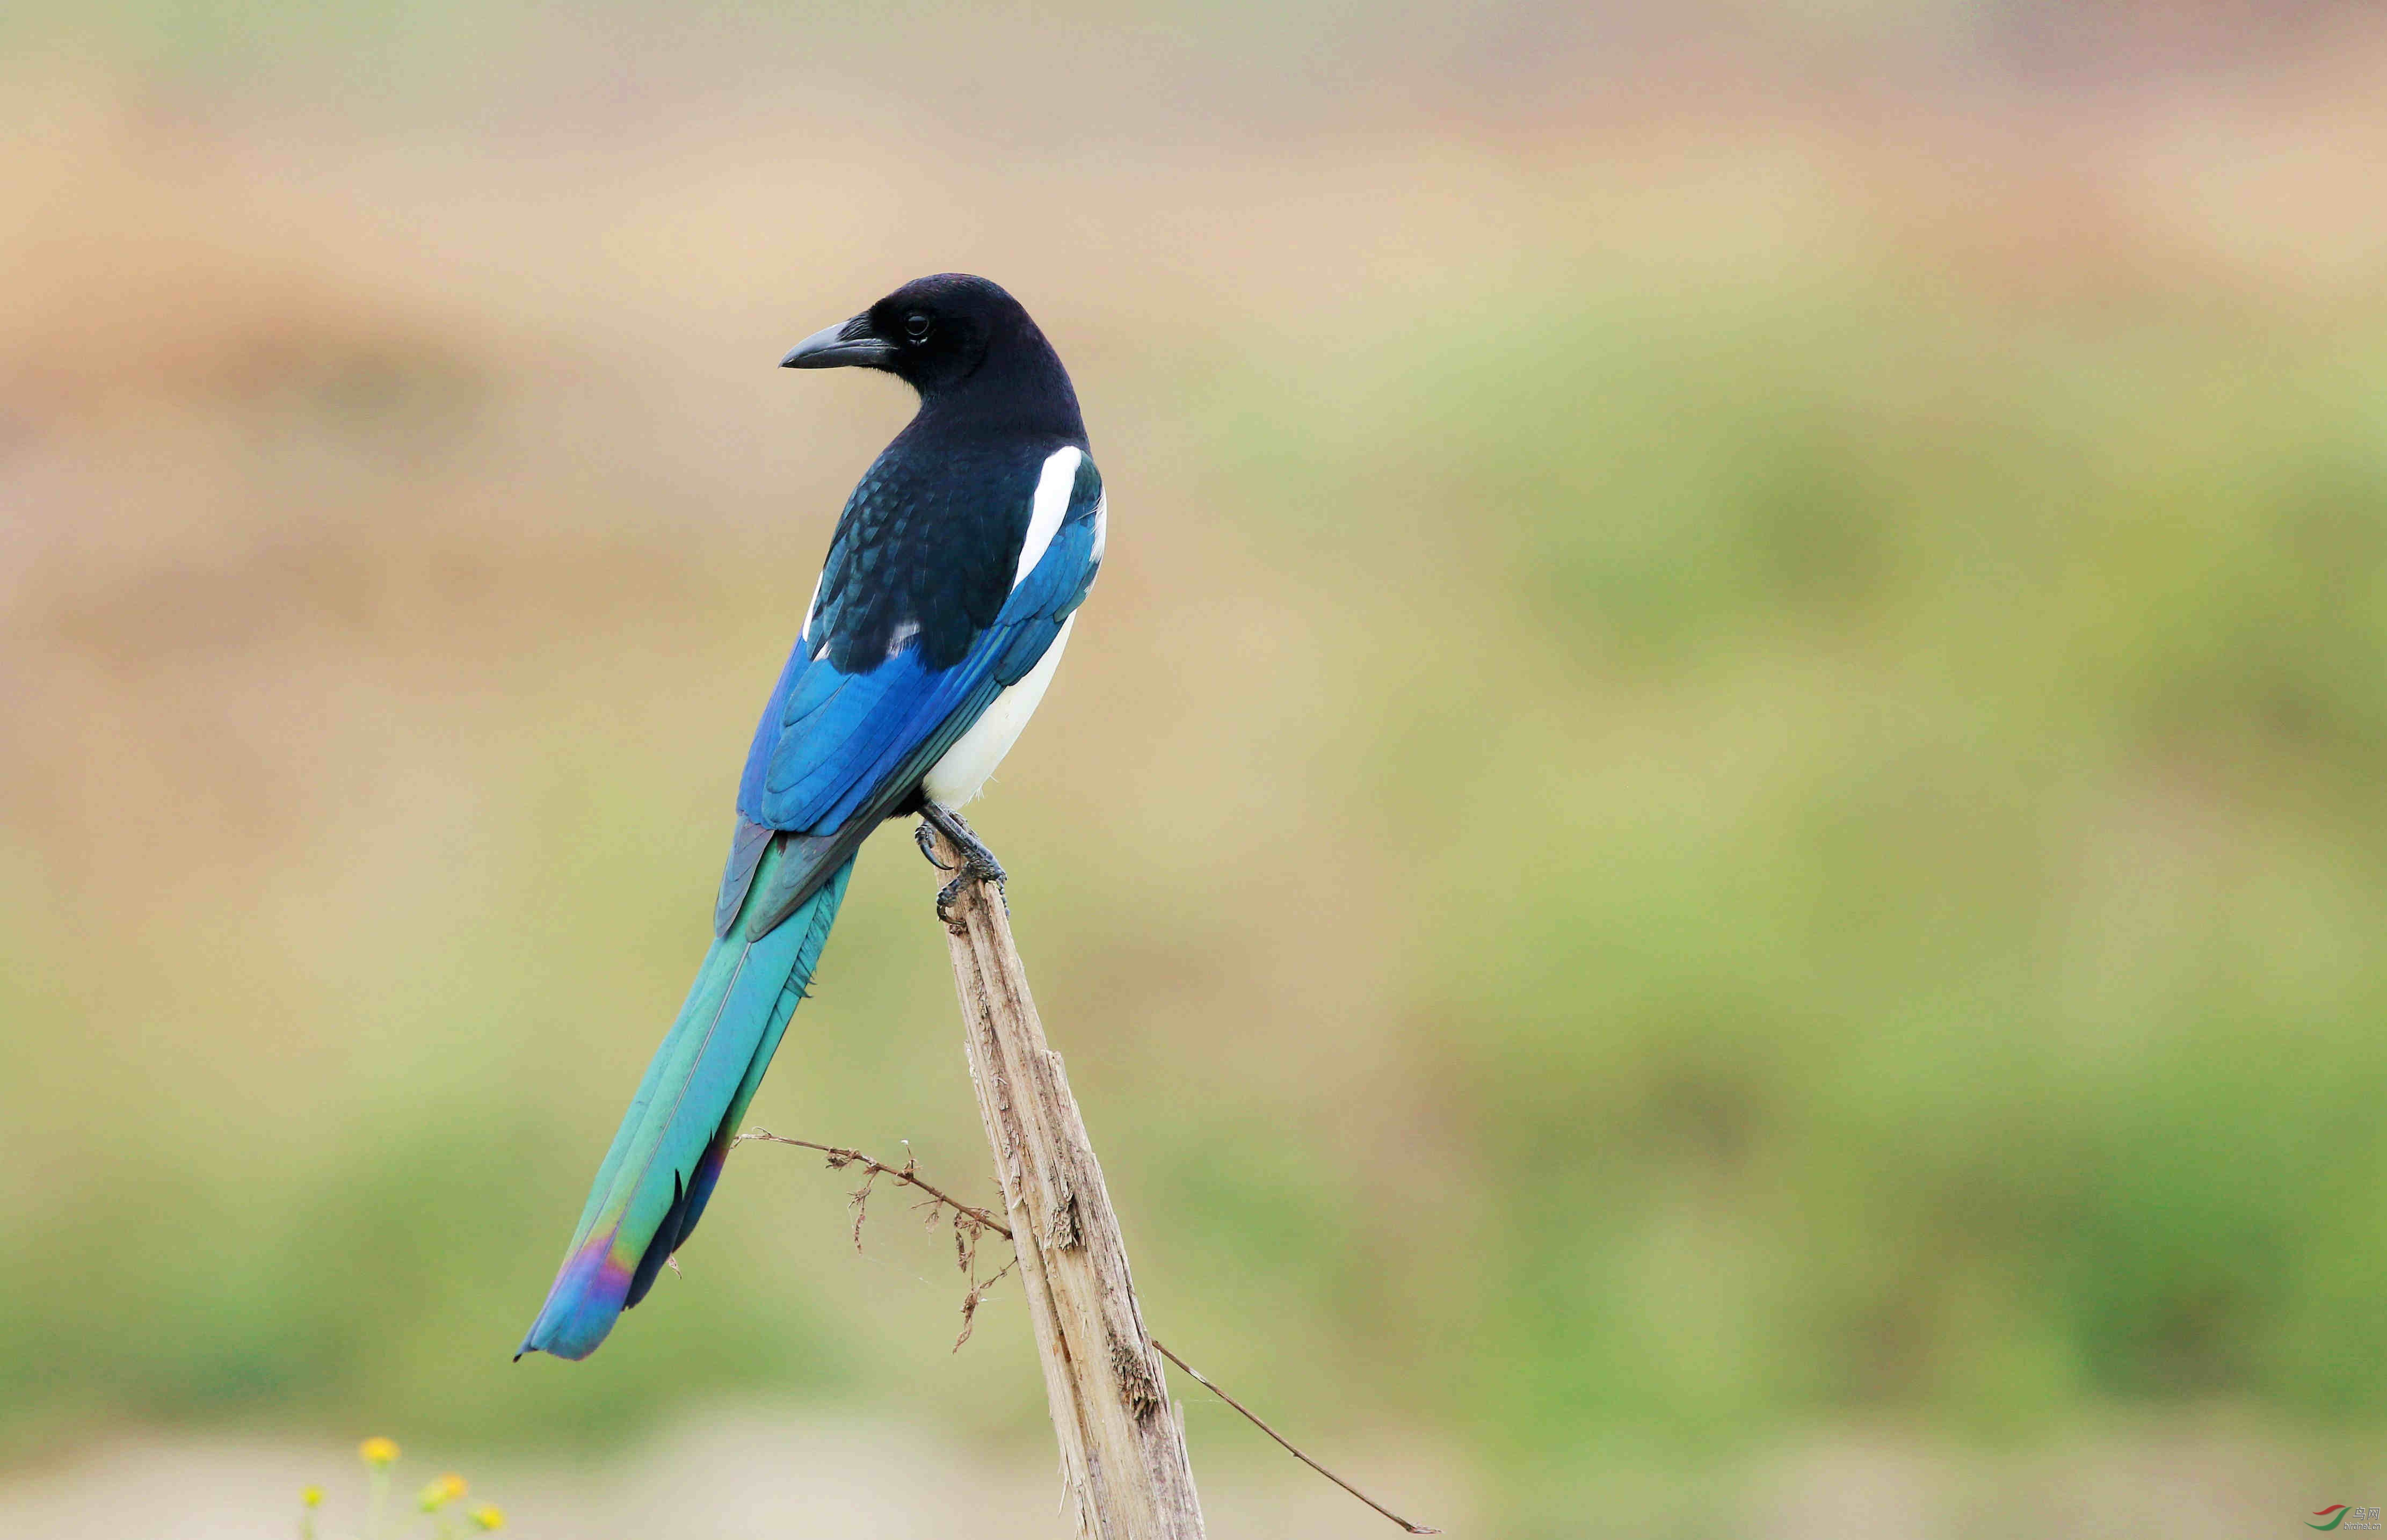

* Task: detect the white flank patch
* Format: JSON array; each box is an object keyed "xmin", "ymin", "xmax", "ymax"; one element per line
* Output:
[
  {"xmin": 1013, "ymin": 446, "xmax": 1084, "ymax": 589},
  {"xmin": 923, "ymin": 614, "xmax": 1075, "ymax": 807},
  {"xmin": 1089, "ymin": 492, "xmax": 1107, "ymax": 563},
  {"xmin": 886, "ymin": 619, "xmax": 921, "ymax": 659}
]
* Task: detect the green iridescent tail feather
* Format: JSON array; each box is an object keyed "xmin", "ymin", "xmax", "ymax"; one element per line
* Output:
[{"xmin": 517, "ymin": 842, "xmax": 854, "ymax": 1361}]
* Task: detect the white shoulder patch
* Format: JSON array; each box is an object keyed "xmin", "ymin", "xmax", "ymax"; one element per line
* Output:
[
  {"xmin": 800, "ymin": 571, "xmax": 824, "ymax": 656},
  {"xmin": 1014, "ymin": 446, "xmax": 1084, "ymax": 589}
]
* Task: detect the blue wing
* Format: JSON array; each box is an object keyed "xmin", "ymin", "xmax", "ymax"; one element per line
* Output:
[{"xmin": 715, "ymin": 449, "xmax": 1104, "ymax": 938}]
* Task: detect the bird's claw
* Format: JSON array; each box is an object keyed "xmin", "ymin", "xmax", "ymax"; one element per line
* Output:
[
  {"xmin": 934, "ymin": 852, "xmax": 1006, "ymax": 931},
  {"xmin": 919, "ymin": 805, "xmax": 1006, "ymax": 931}
]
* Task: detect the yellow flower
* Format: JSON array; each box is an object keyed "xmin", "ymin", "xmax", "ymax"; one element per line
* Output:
[
  {"xmin": 469, "ymin": 1503, "xmax": 506, "ymax": 1531},
  {"xmin": 418, "ymin": 1472, "xmax": 468, "ymax": 1511},
  {"xmin": 358, "ymin": 1436, "xmax": 400, "ymax": 1468},
  {"xmin": 301, "ymin": 1485, "xmax": 324, "ymax": 1508}
]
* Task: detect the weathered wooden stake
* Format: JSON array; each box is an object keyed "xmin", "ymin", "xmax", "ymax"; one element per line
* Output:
[{"xmin": 924, "ymin": 825, "xmax": 1207, "ymax": 1540}]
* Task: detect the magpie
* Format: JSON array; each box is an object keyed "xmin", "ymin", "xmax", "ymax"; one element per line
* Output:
[{"xmin": 519, "ymin": 273, "xmax": 1105, "ymax": 1361}]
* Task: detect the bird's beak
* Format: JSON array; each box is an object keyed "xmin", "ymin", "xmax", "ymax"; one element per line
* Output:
[{"xmin": 781, "ymin": 315, "xmax": 896, "ymax": 369}]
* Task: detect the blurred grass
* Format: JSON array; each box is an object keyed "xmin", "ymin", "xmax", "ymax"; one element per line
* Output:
[{"xmin": 6, "ymin": 14, "xmax": 2387, "ymax": 1534}]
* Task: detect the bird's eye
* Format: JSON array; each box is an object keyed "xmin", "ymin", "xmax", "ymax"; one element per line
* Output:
[{"xmin": 903, "ymin": 314, "xmax": 932, "ymax": 342}]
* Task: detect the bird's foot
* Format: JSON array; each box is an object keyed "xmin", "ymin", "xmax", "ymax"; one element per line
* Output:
[{"xmin": 918, "ymin": 803, "xmax": 1006, "ymax": 930}]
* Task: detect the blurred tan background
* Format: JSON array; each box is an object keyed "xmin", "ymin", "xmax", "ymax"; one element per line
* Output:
[{"xmin": 8, "ymin": 2, "xmax": 2387, "ymax": 1535}]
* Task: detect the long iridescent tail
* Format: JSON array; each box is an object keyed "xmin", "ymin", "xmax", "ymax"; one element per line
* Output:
[{"xmin": 518, "ymin": 846, "xmax": 854, "ymax": 1361}]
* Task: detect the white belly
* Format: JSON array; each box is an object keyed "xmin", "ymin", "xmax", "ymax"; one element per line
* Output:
[{"xmin": 922, "ymin": 614, "xmax": 1075, "ymax": 807}]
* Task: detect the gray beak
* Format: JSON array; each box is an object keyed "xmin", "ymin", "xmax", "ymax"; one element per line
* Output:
[{"xmin": 781, "ymin": 316, "xmax": 897, "ymax": 369}]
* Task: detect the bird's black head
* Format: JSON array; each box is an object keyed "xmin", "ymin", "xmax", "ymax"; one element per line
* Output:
[{"xmin": 781, "ymin": 273, "xmax": 1083, "ymax": 438}]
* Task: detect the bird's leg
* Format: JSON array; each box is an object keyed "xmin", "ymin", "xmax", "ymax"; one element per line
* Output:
[{"xmin": 917, "ymin": 802, "xmax": 1006, "ymax": 925}]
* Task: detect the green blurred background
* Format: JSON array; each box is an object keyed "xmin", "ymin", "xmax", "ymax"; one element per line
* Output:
[{"xmin": 5, "ymin": 1, "xmax": 2387, "ymax": 1534}]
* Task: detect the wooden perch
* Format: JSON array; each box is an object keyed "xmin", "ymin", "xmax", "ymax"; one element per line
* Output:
[
  {"xmin": 923, "ymin": 822, "xmax": 1208, "ymax": 1540},
  {"xmin": 733, "ymin": 1132, "xmax": 1442, "ymax": 1535}
]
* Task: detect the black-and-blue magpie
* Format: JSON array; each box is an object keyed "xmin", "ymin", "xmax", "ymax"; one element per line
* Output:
[{"xmin": 520, "ymin": 273, "xmax": 1105, "ymax": 1360}]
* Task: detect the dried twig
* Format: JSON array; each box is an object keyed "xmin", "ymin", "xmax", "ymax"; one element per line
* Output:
[
  {"xmin": 736, "ymin": 1130, "xmax": 1011, "ymax": 1237},
  {"xmin": 954, "ymin": 1253, "xmax": 1019, "ymax": 1351},
  {"xmin": 736, "ymin": 1129, "xmax": 1441, "ymax": 1535},
  {"xmin": 737, "ymin": 1129, "xmax": 1024, "ymax": 1349},
  {"xmin": 1151, "ymin": 1339, "xmax": 1442, "ymax": 1535}
]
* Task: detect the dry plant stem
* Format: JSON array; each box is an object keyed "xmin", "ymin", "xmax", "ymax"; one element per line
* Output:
[
  {"xmin": 736, "ymin": 1131, "xmax": 1010, "ymax": 1238},
  {"xmin": 1148, "ymin": 1340, "xmax": 1443, "ymax": 1536},
  {"xmin": 736, "ymin": 1130, "xmax": 1443, "ymax": 1537},
  {"xmin": 734, "ymin": 1128, "xmax": 1018, "ymax": 1349},
  {"xmin": 926, "ymin": 822, "xmax": 1207, "ymax": 1540}
]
